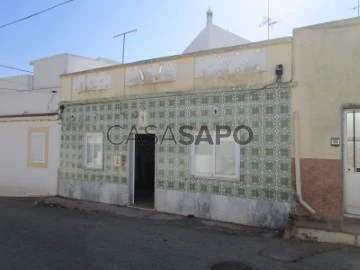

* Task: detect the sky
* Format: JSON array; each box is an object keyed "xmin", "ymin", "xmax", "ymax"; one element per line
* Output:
[{"xmin": 0, "ymin": 0, "xmax": 358, "ymax": 77}]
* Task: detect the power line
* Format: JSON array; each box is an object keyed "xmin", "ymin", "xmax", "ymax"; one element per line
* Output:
[
  {"xmin": 0, "ymin": 87, "xmax": 28, "ymax": 91},
  {"xmin": 0, "ymin": 0, "xmax": 74, "ymax": 30},
  {"xmin": 0, "ymin": 65, "xmax": 33, "ymax": 73},
  {"xmin": 0, "ymin": 87, "xmax": 58, "ymax": 94},
  {"xmin": 0, "ymin": 87, "xmax": 56, "ymax": 92},
  {"xmin": 0, "ymin": 92, "xmax": 54, "ymax": 95},
  {"xmin": 47, "ymin": 92, "xmax": 58, "ymax": 112}
]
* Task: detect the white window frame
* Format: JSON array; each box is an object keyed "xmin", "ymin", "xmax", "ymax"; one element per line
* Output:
[
  {"xmin": 83, "ymin": 132, "xmax": 104, "ymax": 170},
  {"xmin": 191, "ymin": 134, "xmax": 240, "ymax": 180},
  {"xmin": 27, "ymin": 127, "xmax": 48, "ymax": 169}
]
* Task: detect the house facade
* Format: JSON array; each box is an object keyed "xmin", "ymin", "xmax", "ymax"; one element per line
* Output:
[
  {"xmin": 292, "ymin": 18, "xmax": 360, "ymax": 220},
  {"xmin": 54, "ymin": 12, "xmax": 360, "ymax": 228},
  {"xmin": 59, "ymin": 34, "xmax": 293, "ymax": 228},
  {"xmin": 0, "ymin": 54, "xmax": 117, "ymax": 197}
]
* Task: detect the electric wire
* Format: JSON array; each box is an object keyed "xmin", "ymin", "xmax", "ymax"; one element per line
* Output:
[
  {"xmin": 0, "ymin": 0, "xmax": 74, "ymax": 30},
  {"xmin": 0, "ymin": 64, "xmax": 32, "ymax": 73}
]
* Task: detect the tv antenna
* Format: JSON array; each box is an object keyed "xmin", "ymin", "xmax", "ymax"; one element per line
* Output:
[
  {"xmin": 114, "ymin": 29, "xmax": 137, "ymax": 64},
  {"xmin": 350, "ymin": 0, "xmax": 360, "ymax": 16},
  {"xmin": 259, "ymin": 0, "xmax": 279, "ymax": 40}
]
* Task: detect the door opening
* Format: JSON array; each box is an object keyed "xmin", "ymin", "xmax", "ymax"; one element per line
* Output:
[
  {"xmin": 134, "ymin": 134, "xmax": 155, "ymax": 208},
  {"xmin": 344, "ymin": 110, "xmax": 360, "ymax": 216}
]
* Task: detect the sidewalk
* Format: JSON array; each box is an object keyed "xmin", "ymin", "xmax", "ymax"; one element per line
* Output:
[
  {"xmin": 36, "ymin": 196, "xmax": 281, "ymax": 238},
  {"xmin": 0, "ymin": 196, "xmax": 355, "ymax": 268},
  {"xmin": 37, "ymin": 196, "xmax": 360, "ymax": 248}
]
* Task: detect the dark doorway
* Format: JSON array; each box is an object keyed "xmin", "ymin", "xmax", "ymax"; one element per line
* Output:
[{"xmin": 134, "ymin": 134, "xmax": 155, "ymax": 208}]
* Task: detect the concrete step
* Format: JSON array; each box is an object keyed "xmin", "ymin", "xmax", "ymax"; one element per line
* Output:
[{"xmin": 286, "ymin": 216, "xmax": 360, "ymax": 247}]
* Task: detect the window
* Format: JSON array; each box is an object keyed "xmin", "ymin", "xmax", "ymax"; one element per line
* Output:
[
  {"xmin": 84, "ymin": 133, "xmax": 103, "ymax": 169},
  {"xmin": 192, "ymin": 135, "xmax": 240, "ymax": 179},
  {"xmin": 27, "ymin": 127, "xmax": 48, "ymax": 168}
]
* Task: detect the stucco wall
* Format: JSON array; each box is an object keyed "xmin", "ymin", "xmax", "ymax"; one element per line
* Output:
[
  {"xmin": 292, "ymin": 18, "xmax": 360, "ymax": 160},
  {"xmin": 0, "ymin": 118, "xmax": 60, "ymax": 197},
  {"xmin": 0, "ymin": 89, "xmax": 60, "ymax": 115},
  {"xmin": 292, "ymin": 17, "xmax": 360, "ymax": 220}
]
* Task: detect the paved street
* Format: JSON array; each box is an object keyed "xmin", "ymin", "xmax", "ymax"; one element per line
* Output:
[{"xmin": 0, "ymin": 198, "xmax": 359, "ymax": 270}]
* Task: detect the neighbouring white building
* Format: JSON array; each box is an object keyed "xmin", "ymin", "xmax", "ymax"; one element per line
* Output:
[
  {"xmin": 183, "ymin": 9, "xmax": 250, "ymax": 54},
  {"xmin": 0, "ymin": 54, "xmax": 118, "ymax": 197}
]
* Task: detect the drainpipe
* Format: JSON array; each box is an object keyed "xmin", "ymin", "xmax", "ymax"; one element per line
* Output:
[{"xmin": 293, "ymin": 111, "xmax": 316, "ymax": 215}]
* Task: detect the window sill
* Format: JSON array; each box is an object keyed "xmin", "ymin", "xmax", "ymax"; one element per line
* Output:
[
  {"xmin": 28, "ymin": 162, "xmax": 48, "ymax": 169},
  {"xmin": 191, "ymin": 174, "xmax": 240, "ymax": 182}
]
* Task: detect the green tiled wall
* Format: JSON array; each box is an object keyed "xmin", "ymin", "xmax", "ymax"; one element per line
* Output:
[{"xmin": 60, "ymin": 85, "xmax": 292, "ymax": 202}]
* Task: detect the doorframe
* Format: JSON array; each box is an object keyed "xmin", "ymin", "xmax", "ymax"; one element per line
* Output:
[
  {"xmin": 342, "ymin": 105, "xmax": 360, "ymax": 218},
  {"xmin": 127, "ymin": 132, "xmax": 157, "ymax": 209}
]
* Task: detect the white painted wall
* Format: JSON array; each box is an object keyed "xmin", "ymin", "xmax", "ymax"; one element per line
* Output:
[
  {"xmin": 0, "ymin": 119, "xmax": 60, "ymax": 197},
  {"xmin": 31, "ymin": 54, "xmax": 118, "ymax": 90},
  {"xmin": 0, "ymin": 53, "xmax": 117, "ymax": 198},
  {"xmin": 0, "ymin": 75, "xmax": 32, "ymax": 91},
  {"xmin": 0, "ymin": 53, "xmax": 117, "ymax": 116},
  {"xmin": 31, "ymin": 55, "xmax": 67, "ymax": 89},
  {"xmin": 0, "ymin": 89, "xmax": 60, "ymax": 115},
  {"xmin": 66, "ymin": 54, "xmax": 118, "ymax": 73}
]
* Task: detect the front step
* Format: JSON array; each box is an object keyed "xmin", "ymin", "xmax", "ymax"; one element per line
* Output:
[
  {"xmin": 294, "ymin": 227, "xmax": 360, "ymax": 246},
  {"xmin": 285, "ymin": 216, "xmax": 360, "ymax": 247}
]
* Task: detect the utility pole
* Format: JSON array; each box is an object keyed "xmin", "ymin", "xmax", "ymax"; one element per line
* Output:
[
  {"xmin": 113, "ymin": 29, "xmax": 137, "ymax": 64},
  {"xmin": 267, "ymin": 0, "xmax": 270, "ymax": 40}
]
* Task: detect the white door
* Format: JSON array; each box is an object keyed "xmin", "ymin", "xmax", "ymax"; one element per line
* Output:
[
  {"xmin": 344, "ymin": 110, "xmax": 360, "ymax": 216},
  {"xmin": 128, "ymin": 136, "xmax": 135, "ymax": 205}
]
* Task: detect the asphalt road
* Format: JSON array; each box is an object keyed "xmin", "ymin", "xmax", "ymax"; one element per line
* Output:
[{"xmin": 0, "ymin": 198, "xmax": 359, "ymax": 270}]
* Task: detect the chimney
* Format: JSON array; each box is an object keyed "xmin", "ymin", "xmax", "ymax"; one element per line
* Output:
[{"xmin": 207, "ymin": 8, "xmax": 213, "ymax": 25}]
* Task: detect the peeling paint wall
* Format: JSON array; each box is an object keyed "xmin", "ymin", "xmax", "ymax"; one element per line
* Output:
[
  {"xmin": 61, "ymin": 39, "xmax": 292, "ymax": 102},
  {"xmin": 156, "ymin": 190, "xmax": 291, "ymax": 228}
]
